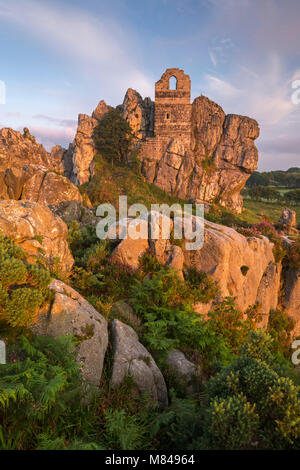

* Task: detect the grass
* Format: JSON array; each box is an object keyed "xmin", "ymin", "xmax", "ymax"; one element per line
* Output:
[
  {"xmin": 81, "ymin": 156, "xmax": 186, "ymax": 212},
  {"xmin": 242, "ymin": 199, "xmax": 300, "ymax": 224},
  {"xmin": 82, "ymin": 155, "xmax": 299, "ymax": 228}
]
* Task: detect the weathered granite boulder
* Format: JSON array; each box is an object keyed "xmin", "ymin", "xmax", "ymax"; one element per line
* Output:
[
  {"xmin": 0, "ymin": 127, "xmax": 54, "ymax": 169},
  {"xmin": 49, "ymin": 200, "xmax": 83, "ymax": 224},
  {"xmin": 279, "ymin": 208, "xmax": 297, "ymax": 233},
  {"xmin": 31, "ymin": 280, "xmax": 108, "ymax": 385},
  {"xmin": 70, "ymin": 101, "xmax": 111, "ymax": 184},
  {"xmin": 110, "ymin": 319, "xmax": 168, "ymax": 408},
  {"xmin": 0, "ymin": 200, "xmax": 74, "ymax": 273},
  {"xmin": 256, "ymin": 262, "xmax": 282, "ymax": 329},
  {"xmin": 183, "ymin": 218, "xmax": 275, "ymax": 312},
  {"xmin": 110, "ymin": 212, "xmax": 278, "ymax": 315},
  {"xmin": 165, "ymin": 349, "xmax": 202, "ymax": 395},
  {"xmin": 23, "ymin": 169, "xmax": 82, "ymax": 207},
  {"xmin": 165, "ymin": 245, "xmax": 184, "ymax": 280},
  {"xmin": 121, "ymin": 88, "xmax": 154, "ymax": 139},
  {"xmin": 0, "ymin": 128, "xmax": 83, "ymax": 208},
  {"xmin": 283, "ymin": 269, "xmax": 300, "ymax": 337}
]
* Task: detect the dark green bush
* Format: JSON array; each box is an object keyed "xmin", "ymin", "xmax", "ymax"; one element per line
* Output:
[
  {"xmin": 93, "ymin": 108, "xmax": 134, "ymax": 165},
  {"xmin": 0, "ymin": 235, "xmax": 51, "ymax": 327}
]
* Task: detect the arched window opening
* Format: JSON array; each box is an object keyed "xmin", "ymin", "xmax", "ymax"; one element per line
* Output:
[
  {"xmin": 169, "ymin": 76, "xmax": 177, "ymax": 90},
  {"xmin": 166, "ymin": 113, "xmax": 170, "ymax": 120}
]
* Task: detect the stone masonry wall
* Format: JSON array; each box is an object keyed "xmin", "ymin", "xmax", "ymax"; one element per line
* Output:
[{"xmin": 154, "ymin": 68, "xmax": 192, "ymax": 142}]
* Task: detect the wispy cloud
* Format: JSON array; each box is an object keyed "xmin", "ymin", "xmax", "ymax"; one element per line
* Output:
[
  {"xmin": 209, "ymin": 51, "xmax": 217, "ymax": 67},
  {"xmin": 0, "ymin": 0, "xmax": 153, "ymax": 101},
  {"xmin": 32, "ymin": 114, "xmax": 77, "ymax": 129},
  {"xmin": 204, "ymin": 74, "xmax": 241, "ymax": 99}
]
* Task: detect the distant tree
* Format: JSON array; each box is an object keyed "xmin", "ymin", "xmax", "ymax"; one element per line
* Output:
[
  {"xmin": 283, "ymin": 189, "xmax": 300, "ymax": 204},
  {"xmin": 248, "ymin": 185, "xmax": 280, "ymax": 201},
  {"xmin": 93, "ymin": 108, "xmax": 134, "ymax": 165},
  {"xmin": 247, "ymin": 168, "xmax": 300, "ymax": 189},
  {"xmin": 246, "ymin": 171, "xmax": 270, "ymax": 187}
]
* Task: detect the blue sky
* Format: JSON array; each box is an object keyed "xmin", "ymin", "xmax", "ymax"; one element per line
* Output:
[{"xmin": 0, "ymin": 0, "xmax": 299, "ymax": 171}]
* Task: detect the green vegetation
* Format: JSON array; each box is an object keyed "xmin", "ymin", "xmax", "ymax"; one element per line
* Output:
[
  {"xmin": 1, "ymin": 138, "xmax": 300, "ymax": 449},
  {"xmin": 241, "ymin": 168, "xmax": 300, "ymax": 224},
  {"xmin": 0, "ymin": 220, "xmax": 299, "ymax": 450},
  {"xmin": 0, "ymin": 334, "xmax": 154, "ymax": 450},
  {"xmin": 247, "ymin": 168, "xmax": 300, "ymax": 189},
  {"xmin": 93, "ymin": 109, "xmax": 134, "ymax": 165},
  {"xmin": 81, "ymin": 155, "xmax": 185, "ymax": 211},
  {"xmin": 151, "ymin": 332, "xmax": 300, "ymax": 450},
  {"xmin": 0, "ymin": 235, "xmax": 51, "ymax": 328}
]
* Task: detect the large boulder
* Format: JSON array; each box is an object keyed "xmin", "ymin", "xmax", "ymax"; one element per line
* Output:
[
  {"xmin": 110, "ymin": 319, "xmax": 168, "ymax": 408},
  {"xmin": 31, "ymin": 280, "xmax": 108, "ymax": 385},
  {"xmin": 279, "ymin": 208, "xmax": 297, "ymax": 233},
  {"xmin": 110, "ymin": 212, "xmax": 279, "ymax": 315},
  {"xmin": 256, "ymin": 262, "xmax": 281, "ymax": 329},
  {"xmin": 0, "ymin": 200, "xmax": 74, "ymax": 273},
  {"xmin": 0, "ymin": 127, "xmax": 54, "ymax": 170},
  {"xmin": 110, "ymin": 218, "xmax": 149, "ymax": 269},
  {"xmin": 0, "ymin": 128, "xmax": 83, "ymax": 209},
  {"xmin": 165, "ymin": 349, "xmax": 202, "ymax": 395},
  {"xmin": 283, "ymin": 269, "xmax": 300, "ymax": 337},
  {"xmin": 183, "ymin": 218, "xmax": 276, "ymax": 312}
]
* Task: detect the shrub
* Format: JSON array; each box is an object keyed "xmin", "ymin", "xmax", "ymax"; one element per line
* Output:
[
  {"xmin": 0, "ymin": 235, "xmax": 51, "ymax": 327},
  {"xmin": 207, "ymin": 298, "xmax": 259, "ymax": 353},
  {"xmin": 284, "ymin": 237, "xmax": 300, "ymax": 270},
  {"xmin": 130, "ymin": 269, "xmax": 233, "ymax": 370},
  {"xmin": 202, "ymin": 394, "xmax": 258, "ymax": 450},
  {"xmin": 184, "ymin": 267, "xmax": 220, "ymax": 303},
  {"xmin": 206, "ymin": 333, "xmax": 300, "ymax": 449}
]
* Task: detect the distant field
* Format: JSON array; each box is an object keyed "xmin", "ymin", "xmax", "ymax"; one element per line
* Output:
[{"xmin": 241, "ymin": 199, "xmax": 300, "ymax": 224}]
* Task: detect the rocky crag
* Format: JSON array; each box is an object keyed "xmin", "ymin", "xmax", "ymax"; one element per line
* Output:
[
  {"xmin": 0, "ymin": 68, "xmax": 258, "ymax": 214},
  {"xmin": 0, "ymin": 127, "xmax": 82, "ymax": 208},
  {"xmin": 66, "ymin": 68, "xmax": 259, "ymax": 213}
]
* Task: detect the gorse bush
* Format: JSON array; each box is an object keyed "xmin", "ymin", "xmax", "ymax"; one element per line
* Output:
[
  {"xmin": 207, "ymin": 298, "xmax": 262, "ymax": 353},
  {"xmin": 206, "ymin": 332, "xmax": 300, "ymax": 449},
  {"xmin": 153, "ymin": 332, "xmax": 300, "ymax": 450},
  {"xmin": 184, "ymin": 267, "xmax": 220, "ymax": 303},
  {"xmin": 0, "ymin": 235, "xmax": 51, "ymax": 327},
  {"xmin": 203, "ymin": 394, "xmax": 259, "ymax": 450}
]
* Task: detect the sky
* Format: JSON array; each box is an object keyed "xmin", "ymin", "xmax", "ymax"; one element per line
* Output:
[{"xmin": 0, "ymin": 0, "xmax": 299, "ymax": 171}]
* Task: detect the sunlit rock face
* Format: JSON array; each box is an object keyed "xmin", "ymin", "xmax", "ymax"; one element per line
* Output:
[
  {"xmin": 68, "ymin": 68, "xmax": 259, "ymax": 213},
  {"xmin": 0, "ymin": 127, "xmax": 82, "ymax": 208},
  {"xmin": 136, "ymin": 69, "xmax": 259, "ymax": 214},
  {"xmin": 0, "ymin": 200, "xmax": 74, "ymax": 273}
]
